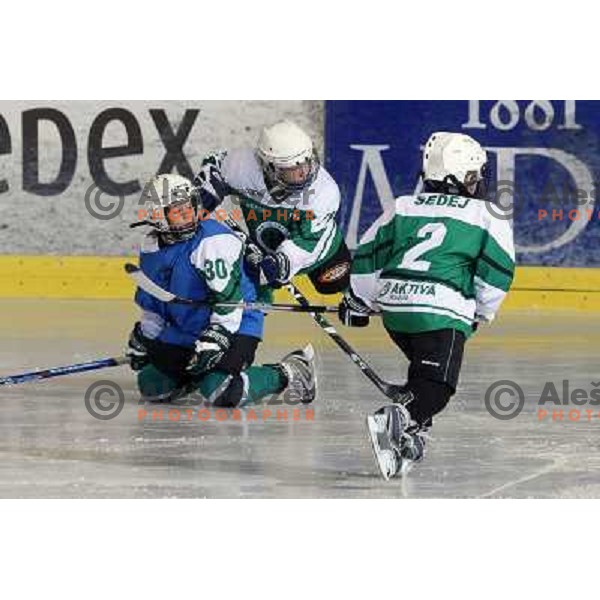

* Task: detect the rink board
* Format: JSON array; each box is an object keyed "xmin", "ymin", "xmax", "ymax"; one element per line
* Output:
[{"xmin": 0, "ymin": 255, "xmax": 598, "ymax": 310}]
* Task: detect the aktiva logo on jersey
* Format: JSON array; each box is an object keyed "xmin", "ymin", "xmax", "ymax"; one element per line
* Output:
[
  {"xmin": 379, "ymin": 280, "xmax": 436, "ymax": 300},
  {"xmin": 325, "ymin": 100, "xmax": 600, "ymax": 266}
]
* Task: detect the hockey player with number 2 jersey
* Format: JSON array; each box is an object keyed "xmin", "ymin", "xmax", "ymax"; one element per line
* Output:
[{"xmin": 338, "ymin": 132, "xmax": 515, "ymax": 480}]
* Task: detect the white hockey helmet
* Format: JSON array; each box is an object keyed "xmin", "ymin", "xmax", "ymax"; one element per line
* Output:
[
  {"xmin": 140, "ymin": 174, "xmax": 198, "ymax": 243},
  {"xmin": 422, "ymin": 132, "xmax": 487, "ymax": 197},
  {"xmin": 256, "ymin": 120, "xmax": 319, "ymax": 197}
]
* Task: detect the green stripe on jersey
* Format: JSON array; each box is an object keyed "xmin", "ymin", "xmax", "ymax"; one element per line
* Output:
[
  {"xmin": 477, "ymin": 236, "xmax": 515, "ymax": 291},
  {"xmin": 354, "ymin": 216, "xmax": 497, "ymax": 297}
]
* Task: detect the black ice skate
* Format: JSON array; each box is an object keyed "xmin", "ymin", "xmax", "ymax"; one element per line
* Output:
[
  {"xmin": 400, "ymin": 423, "xmax": 429, "ymax": 463},
  {"xmin": 279, "ymin": 344, "xmax": 317, "ymax": 404},
  {"xmin": 366, "ymin": 403, "xmax": 417, "ymax": 480}
]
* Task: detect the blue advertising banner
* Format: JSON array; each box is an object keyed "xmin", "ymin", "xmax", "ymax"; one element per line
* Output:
[{"xmin": 325, "ymin": 101, "xmax": 600, "ymax": 266}]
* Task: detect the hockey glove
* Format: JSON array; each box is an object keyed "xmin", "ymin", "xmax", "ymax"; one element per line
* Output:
[
  {"xmin": 192, "ymin": 153, "xmax": 230, "ymax": 212},
  {"xmin": 126, "ymin": 322, "xmax": 150, "ymax": 371},
  {"xmin": 244, "ymin": 241, "xmax": 265, "ymax": 278},
  {"xmin": 187, "ymin": 324, "xmax": 232, "ymax": 376},
  {"xmin": 338, "ymin": 290, "xmax": 371, "ymax": 327},
  {"xmin": 260, "ymin": 252, "xmax": 291, "ymax": 288},
  {"xmin": 472, "ymin": 313, "xmax": 493, "ymax": 334}
]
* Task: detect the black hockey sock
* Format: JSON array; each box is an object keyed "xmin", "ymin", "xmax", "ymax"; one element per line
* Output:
[{"xmin": 404, "ymin": 378, "xmax": 453, "ymax": 425}]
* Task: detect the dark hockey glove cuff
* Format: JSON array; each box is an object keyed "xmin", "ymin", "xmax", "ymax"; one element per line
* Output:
[
  {"xmin": 472, "ymin": 312, "xmax": 493, "ymax": 333},
  {"xmin": 260, "ymin": 252, "xmax": 291, "ymax": 288},
  {"xmin": 338, "ymin": 290, "xmax": 371, "ymax": 327},
  {"xmin": 126, "ymin": 322, "xmax": 150, "ymax": 371},
  {"xmin": 244, "ymin": 241, "xmax": 265, "ymax": 278},
  {"xmin": 187, "ymin": 324, "xmax": 232, "ymax": 376},
  {"xmin": 192, "ymin": 159, "xmax": 230, "ymax": 212}
]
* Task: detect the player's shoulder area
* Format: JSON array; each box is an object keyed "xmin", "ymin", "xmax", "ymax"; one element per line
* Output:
[
  {"xmin": 303, "ymin": 165, "xmax": 340, "ymax": 212},
  {"xmin": 189, "ymin": 221, "xmax": 243, "ymax": 266},
  {"xmin": 222, "ymin": 146, "xmax": 264, "ymax": 188},
  {"xmin": 222, "ymin": 146, "xmax": 256, "ymax": 167},
  {"xmin": 394, "ymin": 192, "xmax": 496, "ymax": 220},
  {"xmin": 196, "ymin": 217, "xmax": 242, "ymax": 242},
  {"xmin": 140, "ymin": 231, "xmax": 160, "ymax": 254}
]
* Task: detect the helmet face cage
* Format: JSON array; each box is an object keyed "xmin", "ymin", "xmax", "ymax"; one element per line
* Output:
[
  {"xmin": 259, "ymin": 149, "xmax": 320, "ymax": 200},
  {"xmin": 163, "ymin": 197, "xmax": 198, "ymax": 243},
  {"xmin": 143, "ymin": 178, "xmax": 199, "ymax": 244},
  {"xmin": 468, "ymin": 163, "xmax": 489, "ymax": 199}
]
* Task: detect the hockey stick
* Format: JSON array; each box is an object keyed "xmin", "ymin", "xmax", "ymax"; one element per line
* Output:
[
  {"xmin": 137, "ymin": 212, "xmax": 398, "ymax": 400},
  {"xmin": 283, "ymin": 282, "xmax": 401, "ymax": 401},
  {"xmin": 214, "ymin": 216, "xmax": 400, "ymax": 400},
  {"xmin": 125, "ymin": 263, "xmax": 343, "ymax": 314},
  {"xmin": 127, "ymin": 259, "xmax": 399, "ymax": 400},
  {"xmin": 0, "ymin": 356, "xmax": 129, "ymax": 386}
]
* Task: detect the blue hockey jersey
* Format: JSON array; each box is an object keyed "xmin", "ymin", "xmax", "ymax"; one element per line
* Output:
[{"xmin": 135, "ymin": 219, "xmax": 264, "ymax": 348}]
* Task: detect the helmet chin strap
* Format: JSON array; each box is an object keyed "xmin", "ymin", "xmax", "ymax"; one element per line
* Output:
[
  {"xmin": 262, "ymin": 153, "xmax": 320, "ymax": 203},
  {"xmin": 160, "ymin": 229, "xmax": 197, "ymax": 245},
  {"xmin": 129, "ymin": 220, "xmax": 159, "ymax": 229},
  {"xmin": 422, "ymin": 174, "xmax": 485, "ymax": 200},
  {"xmin": 263, "ymin": 174, "xmax": 291, "ymax": 203},
  {"xmin": 129, "ymin": 216, "xmax": 198, "ymax": 244}
]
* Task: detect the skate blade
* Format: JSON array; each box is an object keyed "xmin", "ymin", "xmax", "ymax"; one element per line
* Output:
[
  {"xmin": 399, "ymin": 459, "xmax": 414, "ymax": 477},
  {"xmin": 302, "ymin": 343, "xmax": 315, "ymax": 361},
  {"xmin": 366, "ymin": 415, "xmax": 393, "ymax": 481},
  {"xmin": 301, "ymin": 343, "xmax": 317, "ymax": 404}
]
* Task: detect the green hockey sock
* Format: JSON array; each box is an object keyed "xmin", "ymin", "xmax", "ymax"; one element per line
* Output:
[{"xmin": 244, "ymin": 365, "xmax": 286, "ymax": 404}]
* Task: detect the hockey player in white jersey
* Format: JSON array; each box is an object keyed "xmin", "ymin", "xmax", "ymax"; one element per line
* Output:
[
  {"xmin": 193, "ymin": 120, "xmax": 351, "ymax": 296},
  {"xmin": 338, "ymin": 132, "xmax": 515, "ymax": 479}
]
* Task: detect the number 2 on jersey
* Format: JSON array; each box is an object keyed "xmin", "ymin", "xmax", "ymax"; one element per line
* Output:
[{"xmin": 398, "ymin": 223, "xmax": 447, "ymax": 272}]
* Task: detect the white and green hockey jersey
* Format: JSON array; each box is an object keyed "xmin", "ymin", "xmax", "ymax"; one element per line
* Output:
[
  {"xmin": 351, "ymin": 193, "xmax": 515, "ymax": 338},
  {"xmin": 218, "ymin": 148, "xmax": 343, "ymax": 278}
]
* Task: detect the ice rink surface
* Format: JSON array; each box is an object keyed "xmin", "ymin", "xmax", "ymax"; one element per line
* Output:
[{"xmin": 2, "ymin": 299, "xmax": 600, "ymax": 498}]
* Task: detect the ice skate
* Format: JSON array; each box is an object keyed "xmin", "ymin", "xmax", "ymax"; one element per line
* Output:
[
  {"xmin": 366, "ymin": 404, "xmax": 413, "ymax": 480},
  {"xmin": 400, "ymin": 423, "xmax": 430, "ymax": 463},
  {"xmin": 279, "ymin": 343, "xmax": 317, "ymax": 404}
]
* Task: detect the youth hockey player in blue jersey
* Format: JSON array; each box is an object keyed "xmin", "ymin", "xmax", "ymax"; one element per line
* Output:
[{"xmin": 125, "ymin": 174, "xmax": 316, "ymax": 407}]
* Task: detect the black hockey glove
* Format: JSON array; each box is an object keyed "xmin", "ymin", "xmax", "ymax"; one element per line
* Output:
[
  {"xmin": 260, "ymin": 252, "xmax": 291, "ymax": 288},
  {"xmin": 338, "ymin": 289, "xmax": 371, "ymax": 327},
  {"xmin": 192, "ymin": 153, "xmax": 230, "ymax": 212},
  {"xmin": 244, "ymin": 241, "xmax": 265, "ymax": 278},
  {"xmin": 472, "ymin": 312, "xmax": 493, "ymax": 333},
  {"xmin": 126, "ymin": 322, "xmax": 150, "ymax": 371},
  {"xmin": 187, "ymin": 324, "xmax": 232, "ymax": 376}
]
